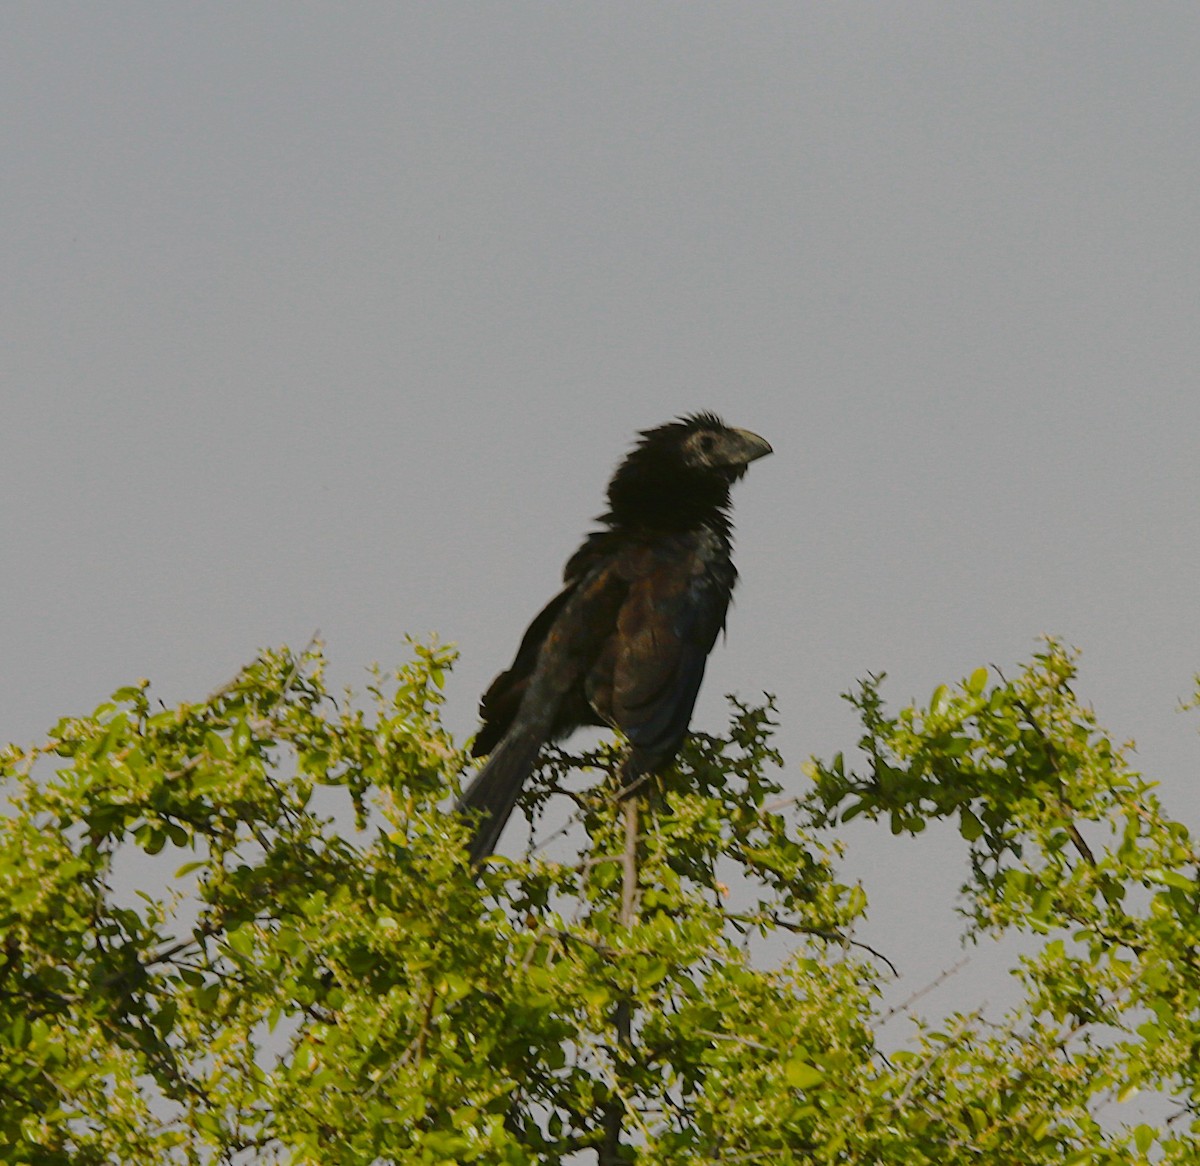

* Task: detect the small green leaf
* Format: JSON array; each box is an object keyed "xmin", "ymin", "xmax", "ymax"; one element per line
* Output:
[
  {"xmin": 231, "ymin": 719, "xmax": 252, "ymax": 756},
  {"xmin": 137, "ymin": 825, "xmax": 166, "ymax": 855},
  {"xmin": 1153, "ymin": 868, "xmax": 1195, "ymax": 892},
  {"xmin": 784, "ymin": 1058, "xmax": 824, "ymax": 1089},
  {"xmin": 959, "ymin": 809, "xmax": 984, "ymax": 841}
]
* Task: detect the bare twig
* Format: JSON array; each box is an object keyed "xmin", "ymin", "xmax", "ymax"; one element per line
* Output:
[{"xmin": 879, "ymin": 957, "xmax": 971, "ymax": 1025}]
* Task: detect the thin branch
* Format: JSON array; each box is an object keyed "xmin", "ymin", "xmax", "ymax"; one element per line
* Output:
[
  {"xmin": 731, "ymin": 912, "xmax": 901, "ymax": 978},
  {"xmin": 600, "ymin": 792, "xmax": 641, "ymax": 1166},
  {"xmin": 619, "ymin": 796, "xmax": 639, "ymax": 926},
  {"xmin": 879, "ymin": 957, "xmax": 972, "ymax": 1024}
]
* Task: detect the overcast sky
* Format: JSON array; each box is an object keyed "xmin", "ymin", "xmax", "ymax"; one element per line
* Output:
[{"xmin": 5, "ymin": 4, "xmax": 1200, "ymax": 1047}]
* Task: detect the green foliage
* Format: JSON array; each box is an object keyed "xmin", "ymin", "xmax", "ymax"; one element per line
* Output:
[{"xmin": 1, "ymin": 639, "xmax": 1198, "ymax": 1163}]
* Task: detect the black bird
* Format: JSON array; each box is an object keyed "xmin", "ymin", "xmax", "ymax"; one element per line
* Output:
[{"xmin": 458, "ymin": 413, "xmax": 772, "ymax": 865}]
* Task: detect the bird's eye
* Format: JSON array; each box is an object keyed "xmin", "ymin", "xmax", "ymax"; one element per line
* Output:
[{"xmin": 697, "ymin": 434, "xmax": 716, "ymax": 453}]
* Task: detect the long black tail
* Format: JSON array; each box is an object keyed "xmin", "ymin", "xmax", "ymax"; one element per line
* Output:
[{"xmin": 456, "ymin": 727, "xmax": 545, "ymax": 866}]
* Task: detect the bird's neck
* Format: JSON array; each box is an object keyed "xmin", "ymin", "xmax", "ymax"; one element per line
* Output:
[
  {"xmin": 606, "ymin": 506, "xmax": 734, "ymax": 545},
  {"xmin": 605, "ymin": 469, "xmax": 733, "ymax": 533}
]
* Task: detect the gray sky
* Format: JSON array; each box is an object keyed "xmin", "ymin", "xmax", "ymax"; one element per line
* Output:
[{"xmin": 6, "ymin": 4, "xmax": 1200, "ymax": 1046}]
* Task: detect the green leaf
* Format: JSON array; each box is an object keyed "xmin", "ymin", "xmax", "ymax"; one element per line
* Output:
[
  {"xmin": 137, "ymin": 825, "xmax": 167, "ymax": 855},
  {"xmin": 231, "ymin": 718, "xmax": 252, "ymax": 756},
  {"xmin": 1151, "ymin": 868, "xmax": 1195, "ymax": 892},
  {"xmin": 227, "ymin": 925, "xmax": 256, "ymax": 957},
  {"xmin": 929, "ymin": 684, "xmax": 950, "ymax": 717},
  {"xmin": 959, "ymin": 808, "xmax": 984, "ymax": 841},
  {"xmin": 784, "ymin": 1058, "xmax": 824, "ymax": 1089}
]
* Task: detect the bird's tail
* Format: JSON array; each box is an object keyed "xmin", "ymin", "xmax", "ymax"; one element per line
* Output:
[{"xmin": 456, "ymin": 727, "xmax": 545, "ymax": 866}]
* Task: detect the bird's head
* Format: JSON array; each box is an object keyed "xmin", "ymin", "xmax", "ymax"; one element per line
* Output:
[
  {"xmin": 676, "ymin": 414, "xmax": 774, "ymax": 483},
  {"xmin": 605, "ymin": 412, "xmax": 772, "ymax": 530}
]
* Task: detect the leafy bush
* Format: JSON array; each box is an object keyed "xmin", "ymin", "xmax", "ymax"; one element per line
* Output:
[{"xmin": 2, "ymin": 640, "xmax": 1197, "ymax": 1163}]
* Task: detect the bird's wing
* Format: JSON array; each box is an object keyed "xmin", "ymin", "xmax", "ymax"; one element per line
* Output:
[
  {"xmin": 603, "ymin": 538, "xmax": 733, "ymax": 762},
  {"xmin": 473, "ymin": 584, "xmax": 575, "ymax": 756},
  {"xmin": 472, "ymin": 534, "xmax": 627, "ymax": 758},
  {"xmin": 459, "ymin": 554, "xmax": 631, "ymax": 863}
]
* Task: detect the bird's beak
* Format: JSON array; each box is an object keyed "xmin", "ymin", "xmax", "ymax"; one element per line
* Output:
[{"xmin": 730, "ymin": 429, "xmax": 773, "ymax": 465}]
